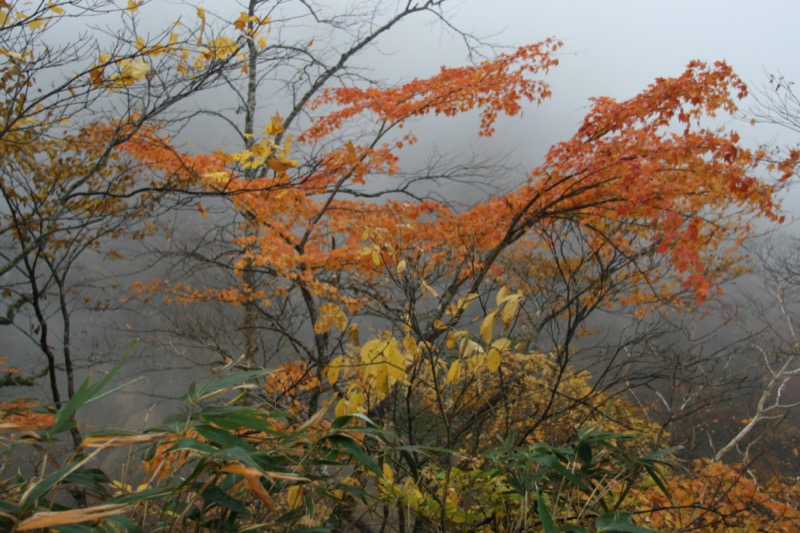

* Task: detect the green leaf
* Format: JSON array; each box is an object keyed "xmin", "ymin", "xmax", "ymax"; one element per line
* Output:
[
  {"xmin": 197, "ymin": 407, "xmax": 282, "ymax": 434},
  {"xmin": 46, "ymin": 342, "xmax": 137, "ymax": 438},
  {"xmin": 536, "ymin": 453, "xmax": 590, "ymax": 493},
  {"xmin": 399, "ymin": 449, "xmax": 419, "ymax": 481},
  {"xmin": 106, "ymin": 487, "xmax": 173, "ymax": 505},
  {"xmin": 194, "ymin": 424, "xmax": 253, "ymax": 451},
  {"xmin": 577, "ymin": 440, "xmax": 592, "ymax": 465},
  {"xmin": 99, "ymin": 514, "xmax": 142, "ymax": 533},
  {"xmin": 165, "ymin": 437, "xmax": 217, "ymax": 455},
  {"xmin": 187, "ymin": 369, "xmax": 271, "ymax": 404},
  {"xmin": 21, "ymin": 459, "xmax": 85, "ymax": 510},
  {"xmin": 323, "ymin": 434, "xmax": 381, "ymax": 476},
  {"xmin": 596, "ymin": 512, "xmax": 661, "ymax": 532},
  {"xmin": 199, "ymin": 483, "xmax": 250, "ymax": 516},
  {"xmin": 536, "ymin": 492, "xmax": 558, "ymax": 533},
  {"xmin": 560, "ymin": 525, "xmax": 590, "ymax": 533},
  {"xmin": 334, "ymin": 482, "xmax": 370, "ymax": 503},
  {"xmin": 212, "ymin": 446, "xmax": 264, "ymax": 471},
  {"xmin": 53, "ymin": 525, "xmax": 94, "ymax": 533},
  {"xmin": 63, "ymin": 467, "xmax": 110, "ymax": 496},
  {"xmin": 643, "ymin": 464, "xmax": 671, "ymax": 500}
]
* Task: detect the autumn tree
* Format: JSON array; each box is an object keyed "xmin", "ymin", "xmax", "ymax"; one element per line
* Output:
[
  {"xmin": 108, "ymin": 1, "xmax": 800, "ymax": 525},
  {"xmin": 0, "ymin": 2, "xmax": 798, "ymax": 531},
  {"xmin": 0, "ymin": 0, "xmax": 253, "ymax": 441}
]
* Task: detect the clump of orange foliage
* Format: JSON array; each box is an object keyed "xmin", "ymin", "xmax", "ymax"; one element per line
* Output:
[
  {"xmin": 0, "ymin": 359, "xmax": 54, "ymax": 435},
  {"xmin": 633, "ymin": 459, "xmax": 800, "ymax": 532}
]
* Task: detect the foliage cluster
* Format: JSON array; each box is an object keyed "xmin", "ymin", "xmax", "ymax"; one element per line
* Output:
[{"xmin": 1, "ymin": 1, "xmax": 800, "ymax": 532}]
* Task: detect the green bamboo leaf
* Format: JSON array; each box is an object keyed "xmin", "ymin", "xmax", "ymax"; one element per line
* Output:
[
  {"xmin": 576, "ymin": 440, "xmax": 592, "ymax": 465},
  {"xmin": 106, "ymin": 487, "xmax": 173, "ymax": 505},
  {"xmin": 197, "ymin": 407, "xmax": 282, "ymax": 434},
  {"xmin": 536, "ymin": 492, "xmax": 558, "ymax": 533},
  {"xmin": 643, "ymin": 464, "xmax": 671, "ymax": 500},
  {"xmin": 46, "ymin": 342, "xmax": 137, "ymax": 438},
  {"xmin": 165, "ymin": 437, "xmax": 217, "ymax": 455},
  {"xmin": 187, "ymin": 369, "xmax": 271, "ymax": 404},
  {"xmin": 99, "ymin": 515, "xmax": 142, "ymax": 533},
  {"xmin": 536, "ymin": 453, "xmax": 591, "ymax": 493},
  {"xmin": 596, "ymin": 512, "xmax": 662, "ymax": 532},
  {"xmin": 199, "ymin": 484, "xmax": 250, "ymax": 516},
  {"xmin": 21, "ymin": 459, "xmax": 86, "ymax": 510},
  {"xmin": 323, "ymin": 434, "xmax": 381, "ymax": 475},
  {"xmin": 194, "ymin": 424, "xmax": 253, "ymax": 451}
]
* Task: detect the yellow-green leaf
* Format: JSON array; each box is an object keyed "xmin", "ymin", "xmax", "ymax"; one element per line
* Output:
[
  {"xmin": 326, "ymin": 357, "xmax": 342, "ymax": 386},
  {"xmin": 496, "ymin": 286, "xmax": 510, "ymax": 306},
  {"xmin": 480, "ymin": 310, "xmax": 498, "ymax": 344},
  {"xmin": 486, "ymin": 347, "xmax": 501, "ymax": 372},
  {"xmin": 287, "ymin": 485, "xmax": 303, "ymax": 510},
  {"xmin": 446, "ymin": 359, "xmax": 461, "ymax": 384},
  {"xmin": 501, "ymin": 296, "xmax": 520, "ymax": 328}
]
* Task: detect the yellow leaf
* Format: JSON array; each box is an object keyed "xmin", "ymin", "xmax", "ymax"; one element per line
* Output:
[
  {"xmin": 264, "ymin": 112, "xmax": 284, "ymax": 136},
  {"xmin": 314, "ymin": 303, "xmax": 347, "ymax": 334},
  {"xmin": 385, "ymin": 340, "xmax": 405, "ymax": 382},
  {"xmin": 480, "ymin": 310, "xmax": 497, "ymax": 344},
  {"xmin": 347, "ymin": 323, "xmax": 360, "ymax": 346},
  {"xmin": 203, "ymin": 171, "xmax": 229, "ymax": 184},
  {"xmin": 496, "ymin": 286, "xmax": 510, "ymax": 306},
  {"xmin": 486, "ymin": 348, "xmax": 501, "ymax": 372},
  {"xmin": 403, "ymin": 335, "xmax": 417, "ymax": 356},
  {"xmin": 501, "ymin": 296, "xmax": 520, "ymax": 328},
  {"xmin": 128, "ymin": 60, "xmax": 150, "ymax": 81},
  {"xmin": 461, "ymin": 339, "xmax": 483, "ymax": 358},
  {"xmin": 325, "ymin": 357, "xmax": 342, "ymax": 386},
  {"xmin": 335, "ymin": 397, "xmax": 347, "ymax": 417},
  {"xmin": 420, "ymin": 280, "xmax": 438, "ymax": 298},
  {"xmin": 373, "ymin": 363, "xmax": 389, "ymax": 396},
  {"xmin": 490, "ymin": 338, "xmax": 512, "ymax": 352},
  {"xmin": 233, "ymin": 11, "xmax": 249, "ymax": 31},
  {"xmin": 27, "ymin": 17, "xmax": 44, "ymax": 30},
  {"xmin": 126, "ymin": 0, "xmax": 141, "ymax": 12},
  {"xmin": 371, "ymin": 249, "xmax": 381, "ymax": 266},
  {"xmin": 360, "ymin": 338, "xmax": 387, "ymax": 363},
  {"xmin": 396, "ymin": 259, "xmax": 407, "ymax": 275},
  {"xmin": 287, "ymin": 485, "xmax": 303, "ymax": 511},
  {"xmin": 196, "ymin": 6, "xmax": 206, "ymax": 44},
  {"xmin": 48, "ymin": 4, "xmax": 64, "ymax": 15},
  {"xmin": 446, "ymin": 360, "xmax": 461, "ymax": 384},
  {"xmin": 349, "ymin": 390, "xmax": 364, "ymax": 412},
  {"xmin": 382, "ymin": 463, "xmax": 394, "ymax": 483},
  {"xmin": 445, "ymin": 333, "xmax": 456, "ymax": 350}
]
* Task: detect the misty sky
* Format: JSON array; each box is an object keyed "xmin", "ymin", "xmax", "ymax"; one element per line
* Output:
[
  {"xmin": 354, "ymin": 0, "xmax": 800, "ymax": 213},
  {"xmin": 383, "ymin": 1, "xmax": 800, "ymax": 150}
]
